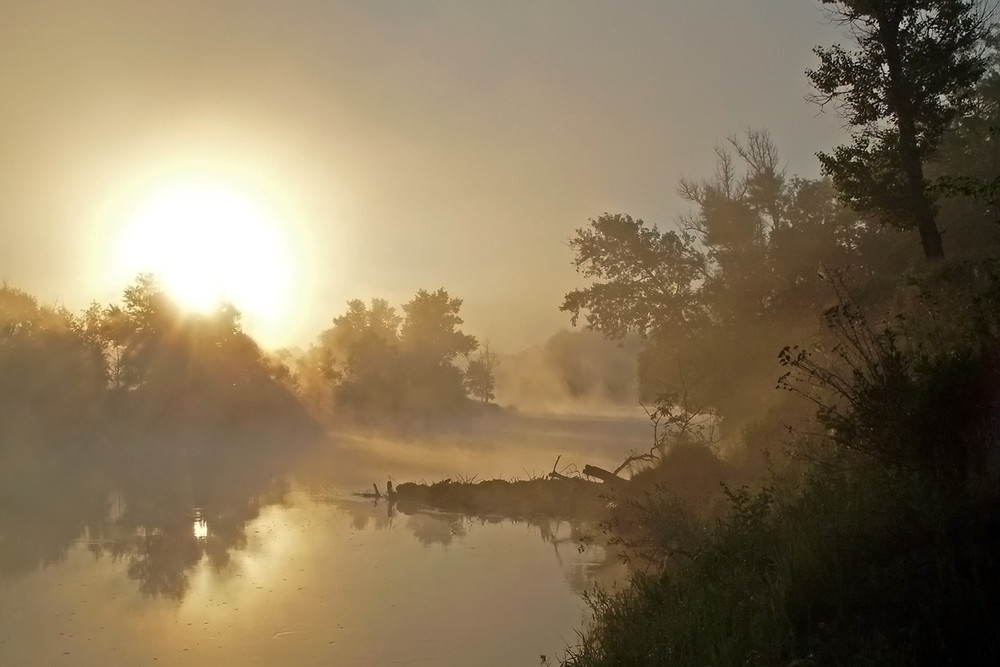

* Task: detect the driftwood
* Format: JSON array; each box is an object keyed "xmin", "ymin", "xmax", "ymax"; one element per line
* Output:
[
  {"xmin": 547, "ymin": 455, "xmax": 573, "ymax": 481},
  {"xmin": 546, "ymin": 455, "xmax": 629, "ymax": 491},
  {"xmin": 582, "ymin": 465, "xmax": 628, "ymax": 489},
  {"xmin": 355, "ymin": 480, "xmax": 397, "ymax": 500}
]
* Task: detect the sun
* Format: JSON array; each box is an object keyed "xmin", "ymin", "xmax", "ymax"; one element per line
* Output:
[{"xmin": 111, "ymin": 179, "xmax": 295, "ymax": 338}]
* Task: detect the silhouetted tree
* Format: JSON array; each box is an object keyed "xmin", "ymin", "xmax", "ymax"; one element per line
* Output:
[
  {"xmin": 324, "ymin": 298, "xmax": 402, "ymax": 352},
  {"xmin": 807, "ymin": 0, "xmax": 990, "ymax": 259},
  {"xmin": 327, "ymin": 299, "xmax": 405, "ymax": 418},
  {"xmin": 0, "ymin": 286, "xmax": 107, "ymax": 446},
  {"xmin": 400, "ymin": 288, "xmax": 478, "ymax": 363},
  {"xmin": 313, "ymin": 289, "xmax": 480, "ymax": 424},
  {"xmin": 563, "ymin": 132, "xmax": 894, "ymax": 425},
  {"xmin": 91, "ymin": 275, "xmax": 309, "ymax": 436},
  {"xmin": 399, "ymin": 288, "xmax": 478, "ymax": 416},
  {"xmin": 465, "ymin": 342, "xmax": 499, "ymax": 403},
  {"xmin": 560, "ymin": 213, "xmax": 709, "ymax": 339},
  {"xmin": 928, "ymin": 35, "xmax": 1000, "ymax": 252}
]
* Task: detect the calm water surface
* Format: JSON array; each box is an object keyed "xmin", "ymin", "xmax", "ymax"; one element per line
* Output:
[{"xmin": 0, "ymin": 416, "xmax": 643, "ymax": 666}]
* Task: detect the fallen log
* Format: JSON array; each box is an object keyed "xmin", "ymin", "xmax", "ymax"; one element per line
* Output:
[{"xmin": 582, "ymin": 464, "xmax": 628, "ymax": 489}]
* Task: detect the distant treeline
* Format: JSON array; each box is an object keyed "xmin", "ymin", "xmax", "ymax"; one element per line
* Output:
[
  {"xmin": 0, "ymin": 275, "xmax": 315, "ymax": 449},
  {"xmin": 279, "ymin": 288, "xmax": 499, "ymax": 427}
]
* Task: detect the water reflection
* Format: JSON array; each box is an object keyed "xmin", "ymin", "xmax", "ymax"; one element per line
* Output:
[
  {"xmin": 82, "ymin": 473, "xmax": 290, "ymax": 599},
  {"xmin": 0, "ymin": 448, "xmax": 111, "ymax": 580},
  {"xmin": 323, "ymin": 494, "xmax": 625, "ymax": 595},
  {"xmin": 1, "ymin": 437, "xmax": 623, "ymax": 605},
  {"xmin": 192, "ymin": 509, "xmax": 209, "ymax": 540},
  {"xmin": 0, "ymin": 430, "xmax": 304, "ymax": 600},
  {"xmin": 0, "ymin": 443, "xmax": 628, "ymax": 666}
]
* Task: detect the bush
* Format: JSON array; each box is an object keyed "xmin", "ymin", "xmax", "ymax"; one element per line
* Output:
[
  {"xmin": 565, "ymin": 264, "xmax": 1000, "ymax": 666},
  {"xmin": 564, "ymin": 464, "xmax": 1000, "ymax": 666},
  {"xmin": 779, "ymin": 270, "xmax": 1000, "ymax": 488}
]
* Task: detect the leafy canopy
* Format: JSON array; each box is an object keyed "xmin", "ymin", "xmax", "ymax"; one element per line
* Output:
[{"xmin": 807, "ymin": 0, "xmax": 989, "ymax": 259}]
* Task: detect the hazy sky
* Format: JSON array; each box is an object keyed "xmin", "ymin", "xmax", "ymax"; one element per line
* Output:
[{"xmin": 0, "ymin": 1, "xmax": 846, "ymax": 351}]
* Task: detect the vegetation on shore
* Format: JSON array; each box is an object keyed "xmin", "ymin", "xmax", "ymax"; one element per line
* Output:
[
  {"xmin": 560, "ymin": 263, "xmax": 1000, "ymax": 665},
  {"xmin": 554, "ymin": 5, "xmax": 1000, "ymax": 664}
]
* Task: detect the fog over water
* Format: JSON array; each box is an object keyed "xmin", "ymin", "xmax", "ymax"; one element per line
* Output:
[
  {"xmin": 0, "ymin": 413, "xmax": 646, "ymax": 665},
  {"xmin": 10, "ymin": 1, "xmax": 994, "ymax": 664},
  {"xmin": 0, "ymin": 489, "xmax": 617, "ymax": 666}
]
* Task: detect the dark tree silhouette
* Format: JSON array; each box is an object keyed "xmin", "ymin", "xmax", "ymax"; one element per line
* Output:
[
  {"xmin": 399, "ymin": 288, "xmax": 478, "ymax": 416},
  {"xmin": 562, "ymin": 132, "xmax": 898, "ymax": 425},
  {"xmin": 807, "ymin": 0, "xmax": 989, "ymax": 260},
  {"xmin": 0, "ymin": 286, "xmax": 107, "ymax": 446},
  {"xmin": 311, "ymin": 289, "xmax": 481, "ymax": 423}
]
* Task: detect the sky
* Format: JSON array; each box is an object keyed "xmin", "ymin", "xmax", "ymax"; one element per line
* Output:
[{"xmin": 0, "ymin": 1, "xmax": 847, "ymax": 351}]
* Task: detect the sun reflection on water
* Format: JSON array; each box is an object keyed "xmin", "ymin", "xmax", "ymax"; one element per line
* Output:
[
  {"xmin": 179, "ymin": 497, "xmax": 310, "ymax": 624},
  {"xmin": 193, "ymin": 508, "xmax": 208, "ymax": 540}
]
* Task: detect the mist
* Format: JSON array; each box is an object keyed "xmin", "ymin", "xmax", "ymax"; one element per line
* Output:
[{"xmin": 6, "ymin": 1, "xmax": 1000, "ymax": 665}]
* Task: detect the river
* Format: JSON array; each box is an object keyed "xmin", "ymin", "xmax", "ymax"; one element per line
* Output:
[{"xmin": 0, "ymin": 412, "xmax": 647, "ymax": 666}]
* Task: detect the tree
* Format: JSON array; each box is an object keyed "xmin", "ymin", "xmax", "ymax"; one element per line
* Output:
[
  {"xmin": 563, "ymin": 133, "xmax": 896, "ymax": 425},
  {"xmin": 560, "ymin": 213, "xmax": 709, "ymax": 339},
  {"xmin": 323, "ymin": 298, "xmax": 402, "ymax": 353},
  {"xmin": 323, "ymin": 299, "xmax": 404, "ymax": 417},
  {"xmin": 807, "ymin": 0, "xmax": 990, "ymax": 260},
  {"xmin": 311, "ymin": 289, "xmax": 481, "ymax": 423},
  {"xmin": 464, "ymin": 342, "xmax": 499, "ymax": 403},
  {"xmin": 927, "ymin": 35, "xmax": 1000, "ymax": 252},
  {"xmin": 0, "ymin": 286, "xmax": 107, "ymax": 446},
  {"xmin": 91, "ymin": 275, "xmax": 307, "ymax": 434},
  {"xmin": 400, "ymin": 289, "xmax": 478, "ymax": 415},
  {"xmin": 400, "ymin": 288, "xmax": 478, "ymax": 363}
]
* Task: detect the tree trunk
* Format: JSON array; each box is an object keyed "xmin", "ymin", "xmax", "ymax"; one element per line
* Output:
[
  {"xmin": 916, "ymin": 208, "xmax": 945, "ymax": 260},
  {"xmin": 878, "ymin": 8, "xmax": 945, "ymax": 261}
]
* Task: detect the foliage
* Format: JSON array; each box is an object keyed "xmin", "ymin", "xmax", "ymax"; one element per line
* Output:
[
  {"xmin": 326, "ymin": 298, "xmax": 406, "ymax": 418},
  {"xmin": 400, "ymin": 288, "xmax": 477, "ymax": 363},
  {"xmin": 779, "ymin": 267, "xmax": 1000, "ymax": 486},
  {"xmin": 307, "ymin": 288, "xmax": 481, "ymax": 424},
  {"xmin": 807, "ymin": 0, "xmax": 991, "ymax": 259},
  {"xmin": 0, "ymin": 286, "xmax": 106, "ymax": 445},
  {"xmin": 566, "ymin": 256, "xmax": 1000, "ymax": 665},
  {"xmin": 464, "ymin": 342, "xmax": 499, "ymax": 403},
  {"xmin": 564, "ymin": 457, "xmax": 1000, "ymax": 666},
  {"xmin": 561, "ymin": 213, "xmax": 708, "ymax": 339},
  {"xmin": 563, "ymin": 131, "xmax": 901, "ymax": 426},
  {"xmin": 926, "ymin": 34, "xmax": 1000, "ymax": 256}
]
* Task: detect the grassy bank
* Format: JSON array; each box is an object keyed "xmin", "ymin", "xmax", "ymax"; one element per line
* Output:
[
  {"xmin": 561, "ymin": 266, "xmax": 1000, "ymax": 666},
  {"xmin": 562, "ymin": 463, "xmax": 1000, "ymax": 666}
]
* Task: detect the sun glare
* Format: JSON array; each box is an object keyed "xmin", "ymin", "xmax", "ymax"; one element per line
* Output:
[{"xmin": 111, "ymin": 180, "xmax": 295, "ymax": 340}]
